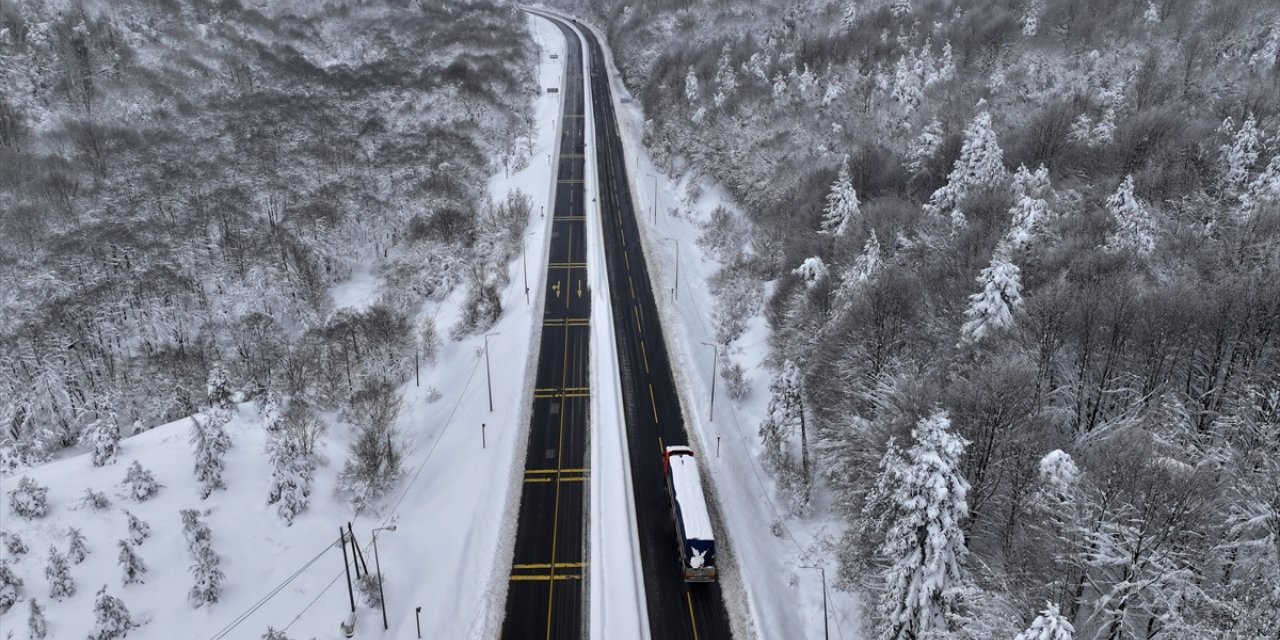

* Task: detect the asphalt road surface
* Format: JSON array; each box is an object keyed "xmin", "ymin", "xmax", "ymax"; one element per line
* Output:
[
  {"xmin": 501, "ymin": 18, "xmax": 591, "ymax": 640},
  {"xmin": 576, "ymin": 17, "xmax": 736, "ymax": 640}
]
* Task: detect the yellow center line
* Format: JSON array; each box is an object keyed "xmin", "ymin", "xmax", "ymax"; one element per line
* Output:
[
  {"xmin": 544, "ymin": 321, "xmax": 572, "ymax": 639},
  {"xmin": 624, "ymin": 251, "xmax": 630, "ymax": 271},
  {"xmin": 633, "ymin": 306, "xmax": 642, "ymax": 333},
  {"xmin": 687, "ymin": 592, "xmax": 700, "ymax": 640},
  {"xmin": 649, "ymin": 383, "xmax": 659, "ymax": 423},
  {"xmin": 641, "ymin": 341, "xmax": 650, "ymax": 373},
  {"xmin": 628, "ymin": 276, "xmax": 635, "ymax": 299},
  {"xmin": 513, "ymin": 562, "xmax": 586, "ymax": 570},
  {"xmin": 512, "ymin": 574, "xmax": 583, "ymax": 582}
]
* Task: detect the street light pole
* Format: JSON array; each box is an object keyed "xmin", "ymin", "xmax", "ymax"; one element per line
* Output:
[
  {"xmin": 800, "ymin": 565, "xmax": 830, "ymax": 640},
  {"xmin": 373, "ymin": 525, "xmax": 398, "ymax": 631},
  {"xmin": 484, "ymin": 332, "xmax": 501, "ymax": 412},
  {"xmin": 701, "ymin": 342, "xmax": 718, "ymax": 422},
  {"xmin": 522, "ymin": 232, "xmax": 534, "ymax": 304},
  {"xmin": 649, "ymin": 174, "xmax": 658, "ymax": 224},
  {"xmin": 664, "ymin": 237, "xmax": 679, "ymax": 301}
]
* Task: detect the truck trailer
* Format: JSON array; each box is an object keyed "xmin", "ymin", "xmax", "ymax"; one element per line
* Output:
[{"xmin": 663, "ymin": 445, "xmax": 717, "ymax": 582}]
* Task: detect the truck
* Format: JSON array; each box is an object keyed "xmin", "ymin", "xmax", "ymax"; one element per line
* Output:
[{"xmin": 663, "ymin": 445, "xmax": 717, "ymax": 582}]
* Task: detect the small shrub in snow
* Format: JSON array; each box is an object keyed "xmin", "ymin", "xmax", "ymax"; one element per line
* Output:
[
  {"xmin": 118, "ymin": 540, "xmax": 147, "ymax": 585},
  {"xmin": 357, "ymin": 572, "xmax": 383, "ymax": 608},
  {"xmin": 262, "ymin": 628, "xmax": 293, "ymax": 640},
  {"xmin": 28, "ymin": 597, "xmax": 47, "ymax": 638},
  {"xmin": 82, "ymin": 488, "xmax": 112, "ymax": 510},
  {"xmin": 3, "ymin": 532, "xmax": 28, "ymax": 556},
  {"xmin": 721, "ymin": 358, "xmax": 752, "ymax": 400},
  {"xmin": 67, "ymin": 527, "xmax": 90, "ymax": 564},
  {"xmin": 0, "ymin": 559, "xmax": 22, "ymax": 612},
  {"xmin": 89, "ymin": 585, "xmax": 136, "ymax": 640},
  {"xmin": 124, "ymin": 510, "xmax": 151, "ymax": 546},
  {"xmin": 45, "ymin": 547, "xmax": 74, "ymax": 600},
  {"xmin": 180, "ymin": 508, "xmax": 213, "ymax": 551},
  {"xmin": 425, "ymin": 386, "xmax": 443, "ymax": 403},
  {"xmin": 122, "ymin": 460, "xmax": 160, "ymax": 501},
  {"xmin": 8, "ymin": 475, "xmax": 49, "ymax": 519}
]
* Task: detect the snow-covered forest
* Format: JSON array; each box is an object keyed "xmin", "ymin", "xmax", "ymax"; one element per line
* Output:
[
  {"xmin": 555, "ymin": 0, "xmax": 1280, "ymax": 636},
  {"xmin": 0, "ymin": 0, "xmax": 535, "ymax": 474}
]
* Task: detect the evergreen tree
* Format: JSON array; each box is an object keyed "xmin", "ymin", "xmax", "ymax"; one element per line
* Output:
[
  {"xmin": 79, "ymin": 406, "xmax": 121, "ymax": 467},
  {"xmin": 260, "ymin": 391, "xmax": 284, "ymax": 434},
  {"xmin": 906, "ymin": 119, "xmax": 944, "ymax": 176},
  {"xmin": 998, "ymin": 195, "xmax": 1049, "ymax": 257},
  {"xmin": 67, "ymin": 527, "xmax": 89, "ymax": 564},
  {"xmin": 191, "ymin": 414, "xmax": 229, "ymax": 499},
  {"xmin": 262, "ymin": 628, "xmax": 292, "ymax": 640},
  {"xmin": 1241, "ymin": 153, "xmax": 1280, "ymax": 220},
  {"xmin": 1014, "ymin": 602, "xmax": 1074, "ymax": 640},
  {"xmin": 267, "ymin": 427, "xmax": 314, "ymax": 525},
  {"xmin": 925, "ymin": 111, "xmax": 1006, "ymax": 216},
  {"xmin": 959, "ymin": 257, "xmax": 1024, "ymax": 346},
  {"xmin": 714, "ymin": 43, "xmax": 737, "ymax": 108},
  {"xmin": 8, "ymin": 475, "xmax": 49, "ymax": 519},
  {"xmin": 89, "ymin": 585, "xmax": 136, "ymax": 640},
  {"xmin": 1011, "ymin": 163, "xmax": 1052, "ymax": 200},
  {"xmin": 118, "ymin": 540, "xmax": 147, "ymax": 585},
  {"xmin": 0, "ymin": 559, "xmax": 21, "ymax": 612},
  {"xmin": 28, "ymin": 597, "xmax": 47, "ymax": 639},
  {"xmin": 684, "ymin": 66, "xmax": 700, "ymax": 103},
  {"xmin": 3, "ymin": 531, "xmax": 27, "ymax": 556},
  {"xmin": 206, "ymin": 362, "xmax": 233, "ymax": 408},
  {"xmin": 871, "ymin": 410, "xmax": 970, "ymax": 640},
  {"xmin": 1103, "ymin": 175, "xmax": 1157, "ymax": 255},
  {"xmin": 820, "ymin": 161, "xmax": 859, "ymax": 236},
  {"xmin": 181, "ymin": 508, "xmax": 223, "ymax": 607},
  {"xmin": 890, "ymin": 54, "xmax": 922, "ymax": 116},
  {"xmin": 1220, "ymin": 115, "xmax": 1262, "ymax": 198},
  {"xmin": 758, "ymin": 360, "xmax": 811, "ymax": 512},
  {"xmin": 125, "ymin": 510, "xmax": 151, "ymax": 546},
  {"xmin": 45, "ymin": 546, "xmax": 74, "ymax": 600},
  {"xmin": 121, "ymin": 460, "xmax": 160, "ymax": 502}
]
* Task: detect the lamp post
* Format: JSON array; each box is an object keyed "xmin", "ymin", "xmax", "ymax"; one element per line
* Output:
[
  {"xmin": 663, "ymin": 237, "xmax": 679, "ymax": 301},
  {"xmin": 522, "ymin": 231, "xmax": 535, "ymax": 304},
  {"xmin": 373, "ymin": 525, "xmax": 398, "ymax": 631},
  {"xmin": 648, "ymin": 174, "xmax": 658, "ymax": 224},
  {"xmin": 700, "ymin": 341, "xmax": 718, "ymax": 422},
  {"xmin": 799, "ymin": 565, "xmax": 830, "ymax": 640},
  {"xmin": 484, "ymin": 332, "xmax": 501, "ymax": 412}
]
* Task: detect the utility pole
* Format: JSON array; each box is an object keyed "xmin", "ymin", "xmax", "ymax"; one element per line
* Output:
[
  {"xmin": 373, "ymin": 525, "xmax": 398, "ymax": 631},
  {"xmin": 664, "ymin": 237, "xmax": 680, "ymax": 301},
  {"xmin": 701, "ymin": 342, "xmax": 718, "ymax": 422},
  {"xmin": 340, "ymin": 528, "xmax": 355, "ymax": 614},
  {"xmin": 484, "ymin": 332, "xmax": 501, "ymax": 412},
  {"xmin": 648, "ymin": 174, "xmax": 658, "ymax": 224}
]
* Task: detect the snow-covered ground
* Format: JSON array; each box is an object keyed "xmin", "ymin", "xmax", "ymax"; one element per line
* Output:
[
  {"xmin": 0, "ymin": 14, "xmax": 568, "ymax": 640},
  {"xmin": 565, "ymin": 15, "xmax": 866, "ymax": 640}
]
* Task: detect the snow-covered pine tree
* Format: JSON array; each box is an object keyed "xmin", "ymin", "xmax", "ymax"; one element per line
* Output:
[
  {"xmin": 28, "ymin": 597, "xmax": 47, "ymax": 639},
  {"xmin": 181, "ymin": 508, "xmax": 224, "ymax": 607},
  {"xmin": 67, "ymin": 527, "xmax": 89, "ymax": 564},
  {"xmin": 872, "ymin": 410, "xmax": 970, "ymax": 640},
  {"xmin": 714, "ymin": 43, "xmax": 737, "ymax": 108},
  {"xmin": 0, "ymin": 559, "xmax": 21, "ymax": 612},
  {"xmin": 1103, "ymin": 175, "xmax": 1157, "ymax": 255},
  {"xmin": 1144, "ymin": 1, "xmax": 1160, "ymax": 24},
  {"xmin": 82, "ymin": 488, "xmax": 112, "ymax": 510},
  {"xmin": 834, "ymin": 230, "xmax": 884, "ymax": 311},
  {"xmin": 1022, "ymin": 0, "xmax": 1044, "ymax": 36},
  {"xmin": 890, "ymin": 54, "xmax": 922, "ymax": 116},
  {"xmin": 925, "ymin": 111, "xmax": 1006, "ymax": 217},
  {"xmin": 1241, "ymin": 152, "xmax": 1280, "ymax": 220},
  {"xmin": 685, "ymin": 66, "xmax": 700, "ymax": 104},
  {"xmin": 267, "ymin": 427, "xmax": 314, "ymax": 525},
  {"xmin": 45, "ymin": 546, "xmax": 74, "ymax": 599},
  {"xmin": 8, "ymin": 475, "xmax": 49, "ymax": 518},
  {"xmin": 1219, "ymin": 114, "xmax": 1261, "ymax": 198},
  {"xmin": 206, "ymin": 362, "xmax": 233, "ymax": 408},
  {"xmin": 191, "ymin": 414, "xmax": 228, "ymax": 499},
  {"xmin": 89, "ymin": 585, "xmax": 136, "ymax": 640},
  {"xmin": 998, "ymin": 195, "xmax": 1049, "ymax": 257},
  {"xmin": 820, "ymin": 161, "xmax": 859, "ymax": 236},
  {"xmin": 906, "ymin": 119, "xmax": 944, "ymax": 176},
  {"xmin": 118, "ymin": 540, "xmax": 146, "ymax": 585},
  {"xmin": 260, "ymin": 391, "xmax": 284, "ymax": 434},
  {"xmin": 79, "ymin": 407, "xmax": 121, "ymax": 467},
  {"xmin": 1011, "ymin": 163, "xmax": 1052, "ymax": 200},
  {"xmin": 125, "ymin": 510, "xmax": 151, "ymax": 545},
  {"xmin": 958, "ymin": 257, "xmax": 1024, "ymax": 346},
  {"xmin": 1014, "ymin": 602, "xmax": 1075, "ymax": 640},
  {"xmin": 758, "ymin": 359, "xmax": 811, "ymax": 512},
  {"xmin": 122, "ymin": 460, "xmax": 160, "ymax": 501}
]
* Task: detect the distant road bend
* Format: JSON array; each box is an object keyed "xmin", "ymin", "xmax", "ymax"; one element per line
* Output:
[{"xmin": 524, "ymin": 9, "xmax": 737, "ymax": 640}]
